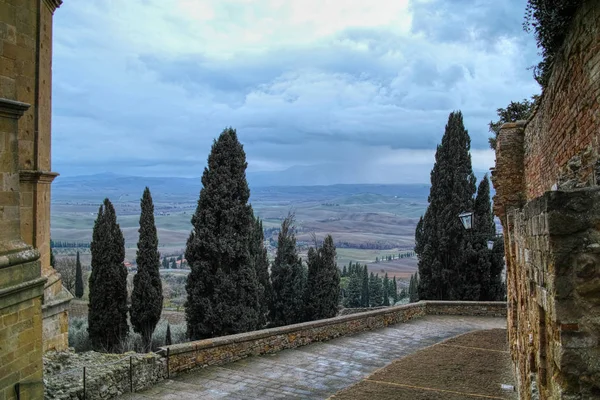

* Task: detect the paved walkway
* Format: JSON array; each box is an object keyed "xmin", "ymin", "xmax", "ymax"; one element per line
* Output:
[{"xmin": 123, "ymin": 316, "xmax": 506, "ymax": 400}]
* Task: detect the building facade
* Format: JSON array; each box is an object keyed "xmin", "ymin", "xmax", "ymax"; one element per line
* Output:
[{"xmin": 0, "ymin": 0, "xmax": 67, "ymax": 398}]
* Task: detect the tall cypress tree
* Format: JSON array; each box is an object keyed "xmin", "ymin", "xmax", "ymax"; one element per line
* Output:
[
  {"xmin": 185, "ymin": 127, "xmax": 260, "ymax": 340},
  {"xmin": 270, "ymin": 213, "xmax": 306, "ymax": 326},
  {"xmin": 382, "ymin": 273, "xmax": 390, "ymax": 306},
  {"xmin": 392, "ymin": 276, "xmax": 398, "ymax": 303},
  {"xmin": 473, "ymin": 175, "xmax": 505, "ymax": 301},
  {"xmin": 369, "ymin": 273, "xmax": 383, "ymax": 307},
  {"xmin": 75, "ymin": 251, "xmax": 84, "ymax": 299},
  {"xmin": 50, "ymin": 242, "xmax": 56, "ymax": 269},
  {"xmin": 88, "ymin": 198, "xmax": 128, "ymax": 352},
  {"xmin": 361, "ymin": 264, "xmax": 369, "ymax": 307},
  {"xmin": 250, "ymin": 215, "xmax": 272, "ymax": 327},
  {"xmin": 344, "ymin": 270, "xmax": 363, "ymax": 308},
  {"xmin": 131, "ymin": 187, "xmax": 163, "ymax": 352},
  {"xmin": 416, "ymin": 111, "xmax": 476, "ymax": 300},
  {"xmin": 304, "ymin": 235, "xmax": 340, "ymax": 321}
]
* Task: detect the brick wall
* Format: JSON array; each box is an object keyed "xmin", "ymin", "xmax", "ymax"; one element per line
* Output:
[
  {"xmin": 522, "ymin": 1, "xmax": 600, "ymax": 199},
  {"xmin": 163, "ymin": 301, "xmax": 506, "ymax": 375},
  {"xmin": 492, "ymin": 1, "xmax": 600, "ymax": 398}
]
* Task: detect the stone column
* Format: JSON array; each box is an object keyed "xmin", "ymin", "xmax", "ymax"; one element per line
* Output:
[{"xmin": 0, "ymin": 98, "xmax": 46, "ymax": 399}]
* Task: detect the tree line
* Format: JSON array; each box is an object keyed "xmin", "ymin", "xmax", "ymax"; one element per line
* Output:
[
  {"xmin": 415, "ymin": 111, "xmax": 505, "ymax": 302},
  {"xmin": 342, "ymin": 262, "xmax": 398, "ymax": 308},
  {"xmin": 86, "ymin": 128, "xmax": 341, "ymax": 352},
  {"xmin": 50, "ymin": 240, "xmax": 91, "ymax": 249}
]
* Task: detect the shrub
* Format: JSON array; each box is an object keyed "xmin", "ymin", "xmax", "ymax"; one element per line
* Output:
[
  {"xmin": 68, "ymin": 317, "xmax": 187, "ymax": 353},
  {"xmin": 68, "ymin": 317, "xmax": 91, "ymax": 352}
]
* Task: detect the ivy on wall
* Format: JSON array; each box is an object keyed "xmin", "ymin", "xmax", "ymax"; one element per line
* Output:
[{"xmin": 524, "ymin": 0, "xmax": 585, "ymax": 88}]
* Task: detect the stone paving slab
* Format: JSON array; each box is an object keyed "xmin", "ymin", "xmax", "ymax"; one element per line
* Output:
[{"xmin": 122, "ymin": 315, "xmax": 505, "ymax": 400}]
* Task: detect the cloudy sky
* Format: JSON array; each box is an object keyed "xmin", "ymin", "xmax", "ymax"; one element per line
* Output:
[{"xmin": 52, "ymin": 0, "xmax": 540, "ymax": 184}]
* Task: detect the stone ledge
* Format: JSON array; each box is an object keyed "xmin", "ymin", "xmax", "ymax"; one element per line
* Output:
[
  {"xmin": 19, "ymin": 170, "xmax": 59, "ymax": 184},
  {"xmin": 42, "ymin": 286, "xmax": 73, "ymax": 319},
  {"xmin": 0, "ymin": 276, "xmax": 46, "ymax": 310},
  {"xmin": 0, "ymin": 241, "xmax": 40, "ymax": 269},
  {"xmin": 43, "ymin": 0, "xmax": 63, "ymax": 13},
  {"xmin": 0, "ymin": 97, "xmax": 30, "ymax": 119},
  {"xmin": 161, "ymin": 301, "xmax": 507, "ymax": 358}
]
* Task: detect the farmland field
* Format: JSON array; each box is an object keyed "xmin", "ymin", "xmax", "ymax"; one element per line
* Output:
[{"xmin": 51, "ymin": 174, "xmax": 429, "ymax": 278}]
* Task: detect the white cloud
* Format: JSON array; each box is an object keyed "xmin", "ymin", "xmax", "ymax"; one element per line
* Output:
[{"xmin": 52, "ymin": 0, "xmax": 539, "ymax": 183}]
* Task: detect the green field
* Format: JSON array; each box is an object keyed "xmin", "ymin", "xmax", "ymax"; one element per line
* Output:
[{"xmin": 51, "ymin": 175, "xmax": 428, "ymax": 276}]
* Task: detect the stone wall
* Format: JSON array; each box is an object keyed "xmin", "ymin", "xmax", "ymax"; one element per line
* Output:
[
  {"xmin": 162, "ymin": 301, "xmax": 506, "ymax": 375},
  {"xmin": 44, "ymin": 351, "xmax": 166, "ymax": 400},
  {"xmin": 492, "ymin": 1, "xmax": 600, "ymax": 398}
]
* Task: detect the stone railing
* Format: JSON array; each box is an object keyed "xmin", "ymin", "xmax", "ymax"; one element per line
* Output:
[{"xmin": 160, "ymin": 300, "xmax": 506, "ymax": 375}]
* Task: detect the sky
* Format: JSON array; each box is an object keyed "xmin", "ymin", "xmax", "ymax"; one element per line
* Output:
[{"xmin": 52, "ymin": 0, "xmax": 540, "ymax": 184}]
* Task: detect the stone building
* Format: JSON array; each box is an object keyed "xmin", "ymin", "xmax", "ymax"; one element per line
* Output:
[
  {"xmin": 0, "ymin": 0, "xmax": 68, "ymax": 399},
  {"xmin": 492, "ymin": 1, "xmax": 600, "ymax": 398}
]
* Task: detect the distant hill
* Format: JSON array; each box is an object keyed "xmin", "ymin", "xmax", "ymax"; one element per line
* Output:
[{"xmin": 52, "ymin": 173, "xmax": 432, "ymax": 204}]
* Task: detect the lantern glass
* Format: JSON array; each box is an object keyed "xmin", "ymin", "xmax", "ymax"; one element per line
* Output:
[
  {"xmin": 458, "ymin": 212, "xmax": 474, "ymax": 230},
  {"xmin": 487, "ymin": 240, "xmax": 494, "ymax": 250}
]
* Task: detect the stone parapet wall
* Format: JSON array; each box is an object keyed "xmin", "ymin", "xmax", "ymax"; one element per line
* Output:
[{"xmin": 162, "ymin": 301, "xmax": 506, "ymax": 375}]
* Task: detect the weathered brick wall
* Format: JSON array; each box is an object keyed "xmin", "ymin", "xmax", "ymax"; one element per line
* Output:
[
  {"xmin": 163, "ymin": 301, "xmax": 506, "ymax": 375},
  {"xmin": 522, "ymin": 1, "xmax": 600, "ymax": 199},
  {"xmin": 492, "ymin": 2, "xmax": 600, "ymax": 398}
]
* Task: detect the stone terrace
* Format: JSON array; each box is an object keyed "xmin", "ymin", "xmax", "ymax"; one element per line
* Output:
[{"xmin": 122, "ymin": 315, "xmax": 505, "ymax": 400}]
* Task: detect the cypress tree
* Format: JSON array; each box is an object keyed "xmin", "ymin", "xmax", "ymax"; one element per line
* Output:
[
  {"xmin": 361, "ymin": 264, "xmax": 369, "ymax": 307},
  {"xmin": 474, "ymin": 175, "xmax": 505, "ymax": 301},
  {"xmin": 185, "ymin": 127, "xmax": 261, "ymax": 340},
  {"xmin": 305, "ymin": 235, "xmax": 340, "ymax": 321},
  {"xmin": 88, "ymin": 198, "xmax": 128, "ymax": 352},
  {"xmin": 416, "ymin": 111, "xmax": 476, "ymax": 300},
  {"xmin": 342, "ymin": 265, "xmax": 347, "ymax": 277},
  {"xmin": 50, "ymin": 242, "xmax": 56, "ymax": 268},
  {"xmin": 250, "ymin": 215, "xmax": 272, "ymax": 327},
  {"xmin": 409, "ymin": 272, "xmax": 420, "ymax": 303},
  {"xmin": 383, "ymin": 273, "xmax": 390, "ymax": 306},
  {"xmin": 369, "ymin": 273, "xmax": 383, "ymax": 307},
  {"xmin": 131, "ymin": 187, "xmax": 163, "ymax": 352},
  {"xmin": 165, "ymin": 323, "xmax": 172, "ymax": 346},
  {"xmin": 75, "ymin": 251, "xmax": 84, "ymax": 299},
  {"xmin": 270, "ymin": 213, "xmax": 306, "ymax": 326},
  {"xmin": 344, "ymin": 271, "xmax": 362, "ymax": 308},
  {"xmin": 392, "ymin": 276, "xmax": 398, "ymax": 303}
]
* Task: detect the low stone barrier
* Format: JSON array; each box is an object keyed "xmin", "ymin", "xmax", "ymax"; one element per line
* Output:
[
  {"xmin": 44, "ymin": 351, "xmax": 166, "ymax": 400},
  {"xmin": 160, "ymin": 300, "xmax": 507, "ymax": 375}
]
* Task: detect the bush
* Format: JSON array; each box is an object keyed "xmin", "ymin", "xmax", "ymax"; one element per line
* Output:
[
  {"xmin": 68, "ymin": 317, "xmax": 91, "ymax": 352},
  {"xmin": 151, "ymin": 320, "xmax": 187, "ymax": 349},
  {"xmin": 68, "ymin": 317, "xmax": 187, "ymax": 353}
]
